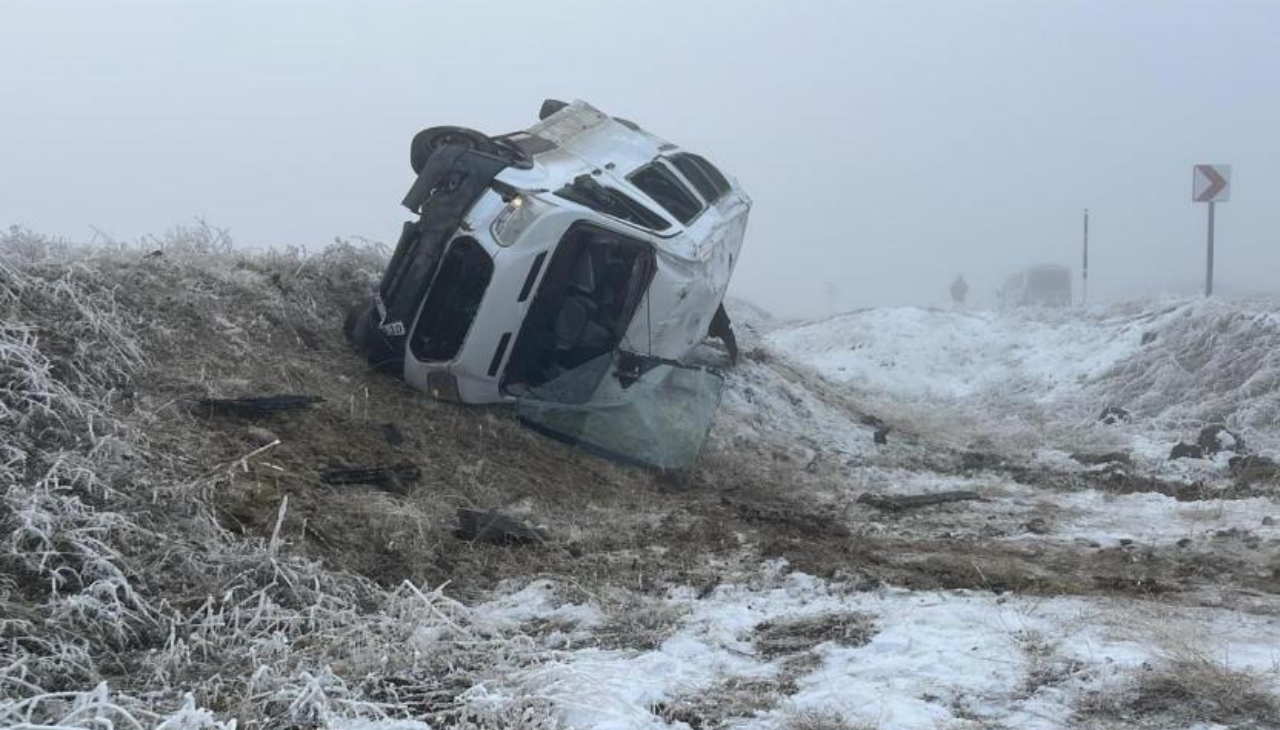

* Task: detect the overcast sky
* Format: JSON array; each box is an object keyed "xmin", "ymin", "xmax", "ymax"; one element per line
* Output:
[{"xmin": 3, "ymin": 0, "xmax": 1278, "ymax": 316}]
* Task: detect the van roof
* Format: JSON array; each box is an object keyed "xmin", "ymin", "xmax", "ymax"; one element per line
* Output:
[
  {"xmin": 496, "ymin": 101, "xmax": 680, "ymax": 214},
  {"xmin": 494, "ymin": 100, "xmax": 747, "ymax": 262}
]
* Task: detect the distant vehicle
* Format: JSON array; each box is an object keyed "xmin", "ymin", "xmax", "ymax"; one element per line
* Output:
[
  {"xmin": 998, "ymin": 264, "xmax": 1072, "ymax": 308},
  {"xmin": 347, "ymin": 99, "xmax": 752, "ymax": 469}
]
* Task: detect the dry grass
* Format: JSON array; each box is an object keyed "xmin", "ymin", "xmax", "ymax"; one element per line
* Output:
[
  {"xmin": 782, "ymin": 708, "xmax": 878, "ymax": 730},
  {"xmin": 0, "ymin": 225, "xmax": 570, "ymax": 728},
  {"xmin": 592, "ymin": 592, "xmax": 688, "ymax": 651},
  {"xmin": 652, "ymin": 675, "xmax": 793, "ymax": 729},
  {"xmin": 1080, "ymin": 650, "xmax": 1280, "ymax": 729},
  {"xmin": 753, "ymin": 611, "xmax": 876, "ymax": 658}
]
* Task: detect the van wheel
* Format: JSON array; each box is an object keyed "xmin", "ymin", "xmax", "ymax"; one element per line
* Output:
[{"xmin": 410, "ymin": 126, "xmax": 496, "ymax": 174}]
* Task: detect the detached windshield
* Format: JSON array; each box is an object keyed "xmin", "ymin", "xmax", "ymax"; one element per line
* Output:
[{"xmin": 516, "ymin": 353, "xmax": 724, "ymax": 471}]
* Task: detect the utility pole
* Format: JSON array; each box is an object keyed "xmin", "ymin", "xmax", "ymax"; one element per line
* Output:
[{"xmin": 1082, "ymin": 208, "xmax": 1089, "ymax": 306}]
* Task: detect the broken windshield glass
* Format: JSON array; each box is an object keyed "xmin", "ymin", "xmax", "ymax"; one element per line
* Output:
[{"xmin": 516, "ymin": 352, "xmax": 724, "ymax": 471}]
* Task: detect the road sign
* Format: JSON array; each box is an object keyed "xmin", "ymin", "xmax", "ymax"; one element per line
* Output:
[
  {"xmin": 1193, "ymin": 164, "xmax": 1231, "ymax": 203},
  {"xmin": 1193, "ymin": 163, "xmax": 1232, "ymax": 296}
]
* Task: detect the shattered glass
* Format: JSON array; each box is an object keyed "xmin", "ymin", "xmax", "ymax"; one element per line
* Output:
[{"xmin": 516, "ymin": 352, "xmax": 724, "ymax": 471}]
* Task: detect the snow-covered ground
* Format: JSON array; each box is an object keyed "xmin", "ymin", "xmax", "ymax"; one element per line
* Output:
[
  {"xmin": 768, "ymin": 306, "xmax": 1159, "ymax": 401},
  {"xmin": 429, "ymin": 300, "xmax": 1280, "ymax": 730},
  {"xmin": 770, "ymin": 300, "xmax": 1280, "ymax": 452},
  {"xmin": 454, "ymin": 568, "xmax": 1280, "ymax": 730}
]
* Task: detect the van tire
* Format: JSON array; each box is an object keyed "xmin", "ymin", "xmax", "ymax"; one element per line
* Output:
[{"xmin": 410, "ymin": 126, "xmax": 496, "ymax": 174}]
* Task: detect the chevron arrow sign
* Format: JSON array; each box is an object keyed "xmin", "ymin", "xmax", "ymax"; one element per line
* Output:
[{"xmin": 1193, "ymin": 164, "xmax": 1231, "ymax": 203}]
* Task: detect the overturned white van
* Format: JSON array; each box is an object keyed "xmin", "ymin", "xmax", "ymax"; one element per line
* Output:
[{"xmin": 347, "ymin": 100, "xmax": 751, "ymax": 468}]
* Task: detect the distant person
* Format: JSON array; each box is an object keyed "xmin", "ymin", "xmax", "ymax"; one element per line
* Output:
[{"xmin": 950, "ymin": 275, "xmax": 969, "ymax": 307}]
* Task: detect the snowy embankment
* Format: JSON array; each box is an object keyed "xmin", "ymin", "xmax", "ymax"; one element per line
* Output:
[
  {"xmin": 768, "ymin": 300, "xmax": 1280, "ymax": 454},
  {"xmin": 768, "ymin": 306, "xmax": 1146, "ymax": 401}
]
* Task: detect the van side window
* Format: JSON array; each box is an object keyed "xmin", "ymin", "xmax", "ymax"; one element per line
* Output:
[
  {"xmin": 629, "ymin": 162, "xmax": 703, "ymax": 224},
  {"xmin": 684, "ymin": 153, "xmax": 731, "ymax": 199},
  {"xmin": 670, "ymin": 153, "xmax": 721, "ymax": 203}
]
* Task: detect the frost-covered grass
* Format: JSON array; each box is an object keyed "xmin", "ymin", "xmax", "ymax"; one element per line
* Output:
[
  {"xmin": 0, "ymin": 226, "xmax": 558, "ymax": 729},
  {"xmin": 1100, "ymin": 297, "xmax": 1280, "ymax": 444}
]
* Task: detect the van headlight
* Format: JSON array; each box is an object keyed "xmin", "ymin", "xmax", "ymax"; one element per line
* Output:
[{"xmin": 491, "ymin": 195, "xmax": 541, "ymax": 247}]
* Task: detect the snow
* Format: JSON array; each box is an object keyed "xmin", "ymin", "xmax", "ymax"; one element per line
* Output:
[
  {"xmin": 718, "ymin": 357, "xmax": 877, "ymax": 461},
  {"xmin": 465, "ymin": 569, "xmax": 1280, "ymax": 730},
  {"xmin": 768, "ymin": 307, "xmax": 1153, "ymax": 402},
  {"xmin": 474, "ymin": 579, "xmax": 604, "ymax": 631},
  {"xmin": 1044, "ymin": 490, "xmax": 1280, "ymax": 546}
]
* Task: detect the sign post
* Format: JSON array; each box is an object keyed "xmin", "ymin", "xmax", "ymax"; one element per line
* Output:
[
  {"xmin": 1082, "ymin": 208, "xmax": 1089, "ymax": 306},
  {"xmin": 1193, "ymin": 164, "xmax": 1231, "ymax": 296}
]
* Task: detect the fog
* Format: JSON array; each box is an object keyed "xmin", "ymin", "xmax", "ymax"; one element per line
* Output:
[{"xmin": 3, "ymin": 0, "xmax": 1279, "ymax": 317}]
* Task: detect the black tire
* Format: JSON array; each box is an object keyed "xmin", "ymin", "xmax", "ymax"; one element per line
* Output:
[
  {"xmin": 345, "ymin": 302, "xmax": 404, "ymax": 373},
  {"xmin": 410, "ymin": 126, "xmax": 497, "ymax": 174}
]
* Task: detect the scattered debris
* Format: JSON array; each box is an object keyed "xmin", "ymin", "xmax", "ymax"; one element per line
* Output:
[
  {"xmin": 859, "ymin": 414, "xmax": 887, "ymax": 429},
  {"xmin": 198, "ymin": 394, "xmax": 323, "ymax": 418},
  {"xmin": 1198, "ymin": 424, "xmax": 1244, "ymax": 454},
  {"xmin": 1229, "ymin": 454, "xmax": 1279, "ymax": 483},
  {"xmin": 1098, "ymin": 405, "xmax": 1132, "ymax": 425},
  {"xmin": 455, "ymin": 509, "xmax": 548, "ymax": 546},
  {"xmin": 857, "ymin": 490, "xmax": 983, "ymax": 512},
  {"xmin": 1071, "ymin": 451, "xmax": 1132, "ymax": 466},
  {"xmin": 1023, "ymin": 517, "xmax": 1050, "ymax": 535},
  {"xmin": 319, "ymin": 463, "xmax": 420, "ymax": 493},
  {"xmin": 1169, "ymin": 442, "xmax": 1205, "ymax": 460},
  {"xmin": 378, "ymin": 422, "xmax": 406, "ymax": 446}
]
